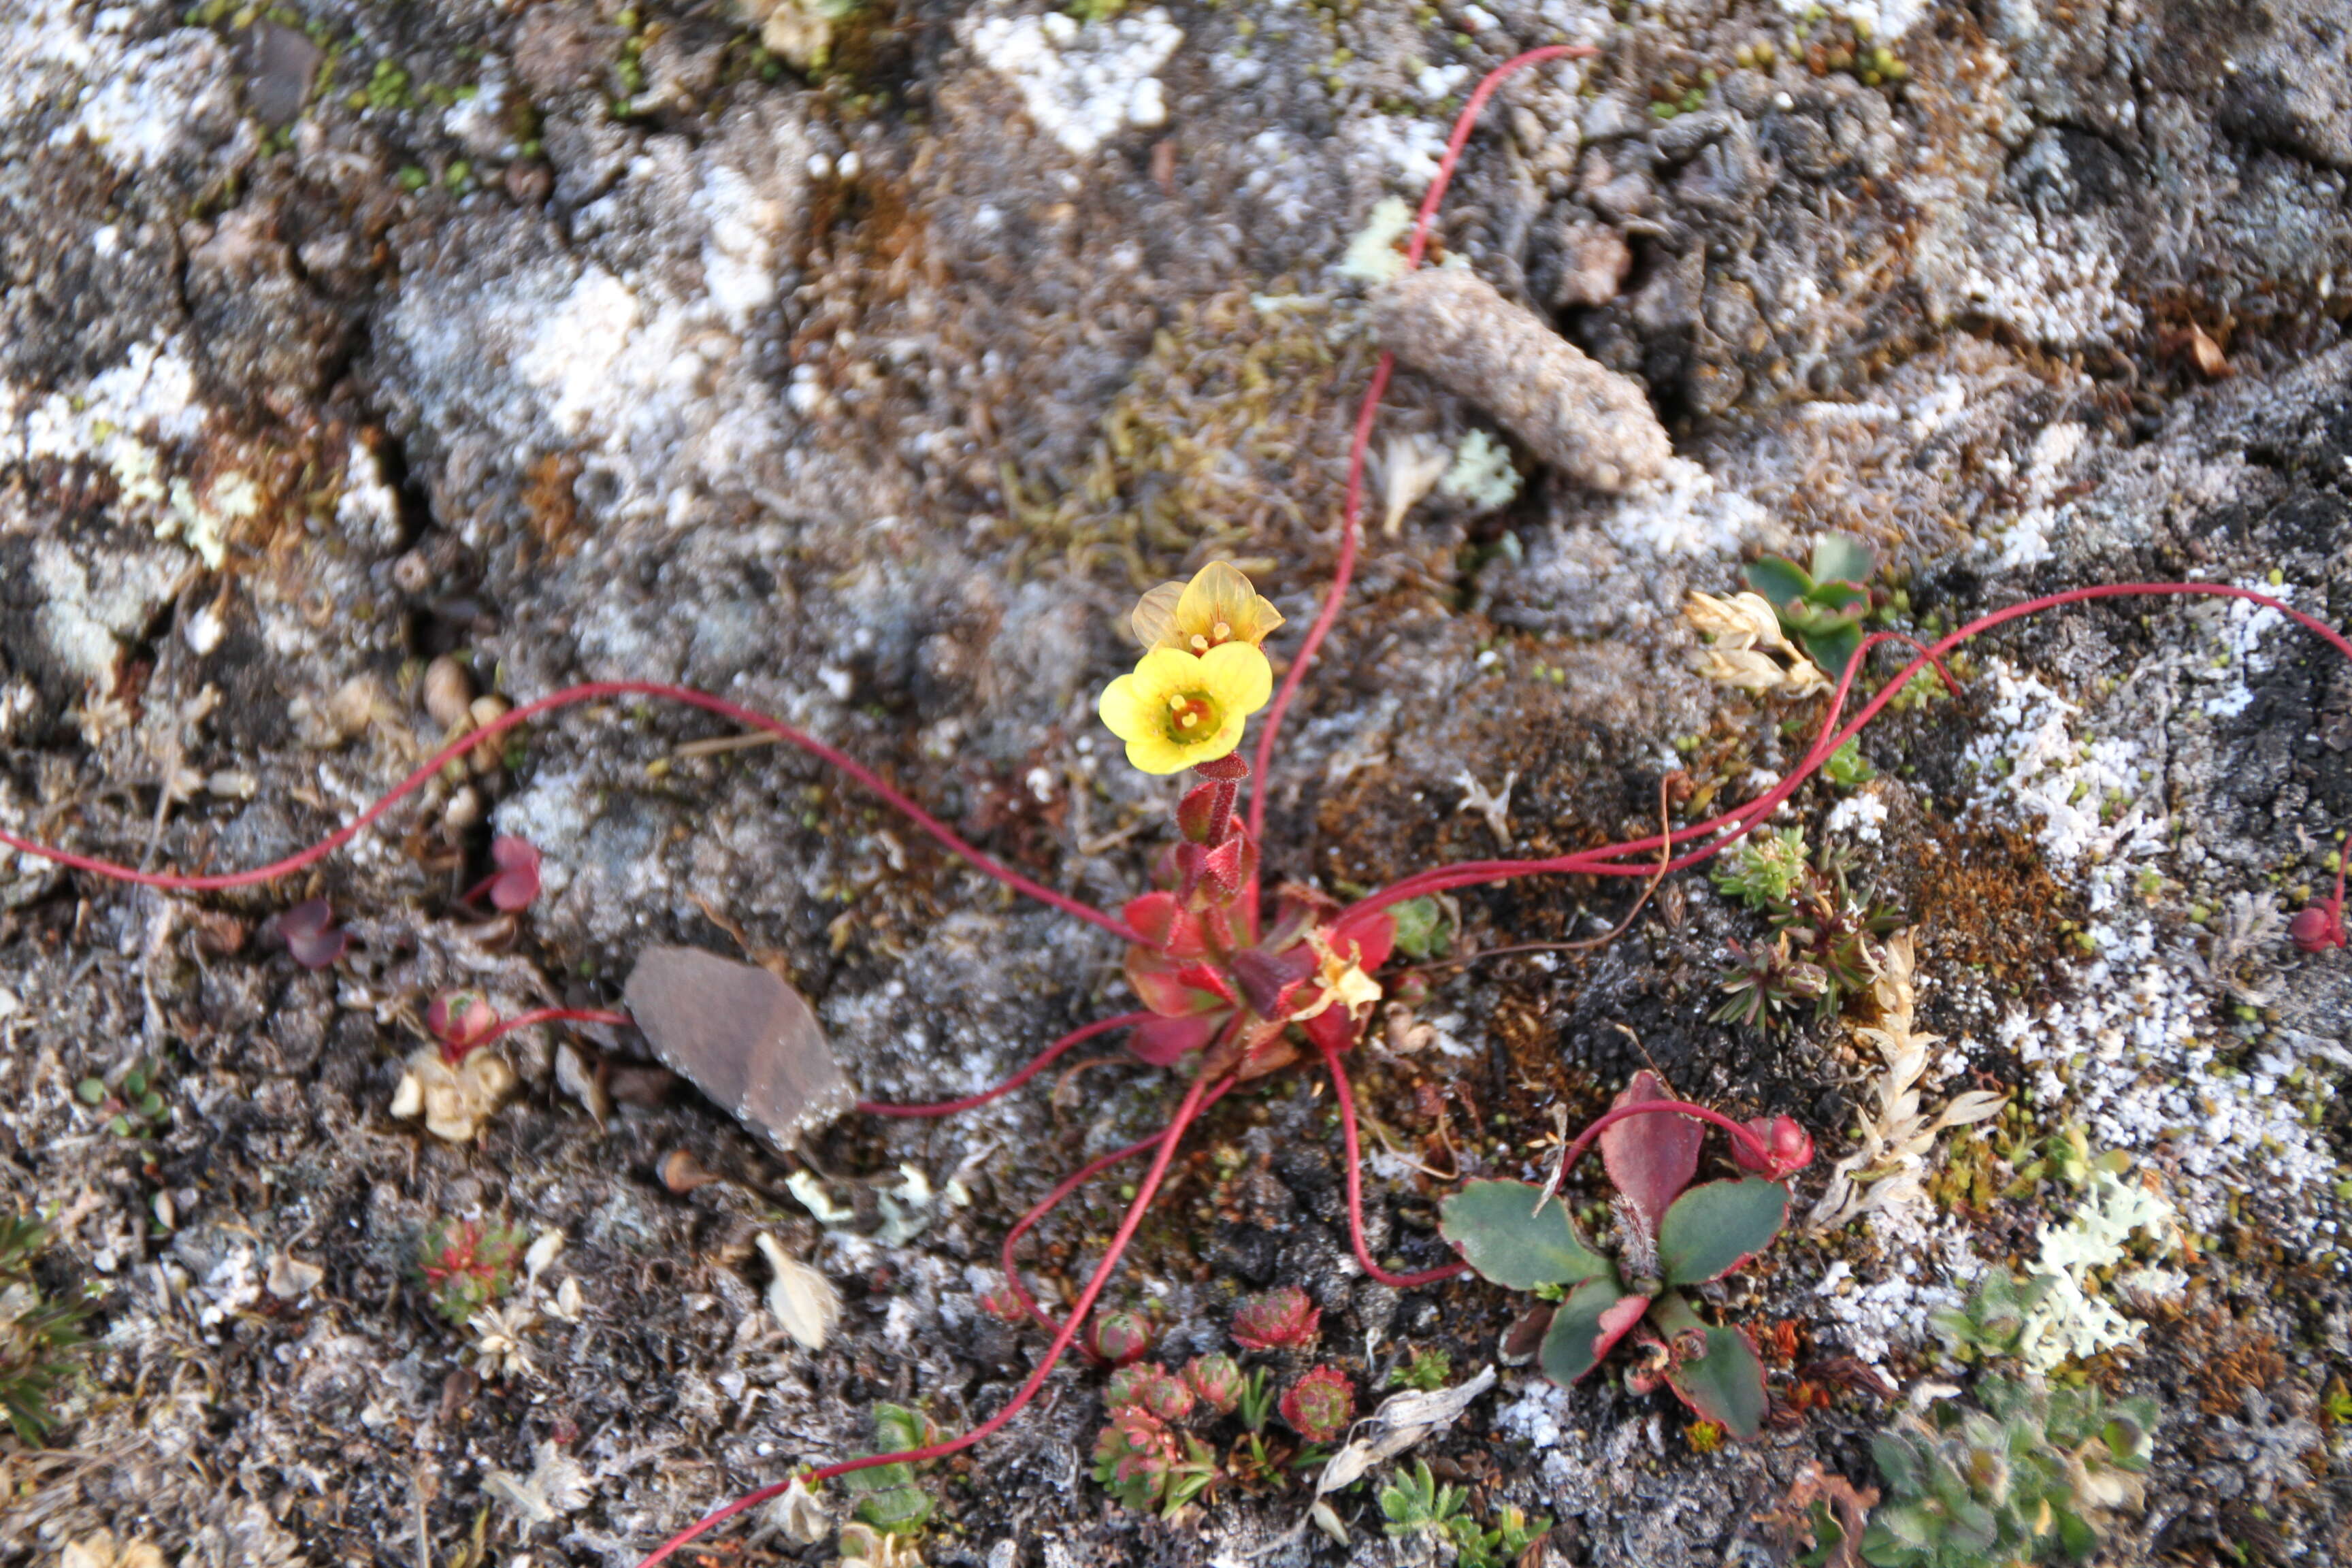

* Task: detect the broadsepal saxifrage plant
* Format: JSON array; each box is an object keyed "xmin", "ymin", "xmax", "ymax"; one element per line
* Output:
[
  {"xmin": 1439, "ymin": 1070, "xmax": 1809, "ymax": 1439},
  {"xmin": 1, "ymin": 39, "xmax": 2349, "ymax": 1564}
]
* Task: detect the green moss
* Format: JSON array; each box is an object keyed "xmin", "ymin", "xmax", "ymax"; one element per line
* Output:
[{"xmin": 1002, "ymin": 287, "xmax": 1352, "ymax": 585}]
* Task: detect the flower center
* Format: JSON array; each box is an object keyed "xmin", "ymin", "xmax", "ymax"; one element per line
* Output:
[
  {"xmin": 1186, "ymin": 619, "xmax": 1237, "ymax": 653},
  {"xmin": 1161, "ymin": 690, "xmax": 1222, "ymax": 742}
]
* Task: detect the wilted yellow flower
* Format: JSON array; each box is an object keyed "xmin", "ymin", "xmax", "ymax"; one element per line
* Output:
[
  {"xmin": 1131, "ymin": 561, "xmax": 1284, "ymax": 656},
  {"xmin": 1098, "ymin": 644, "xmax": 1273, "ymax": 775},
  {"xmin": 1288, "ymin": 930, "xmax": 1384, "ymax": 1025}
]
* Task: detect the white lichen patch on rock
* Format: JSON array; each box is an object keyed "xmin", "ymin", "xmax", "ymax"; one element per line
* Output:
[
  {"xmin": 1774, "ymin": 0, "xmax": 1938, "ymax": 39},
  {"xmin": 966, "ymin": 7, "xmax": 1181, "ymax": 158},
  {"xmin": 2016, "ymin": 1168, "xmax": 2178, "ymax": 1373},
  {"xmin": 30, "ymin": 14, "xmax": 246, "ymax": 174},
  {"xmin": 2196, "ymin": 578, "xmax": 2299, "ymax": 719},
  {"xmin": 382, "ymin": 105, "xmax": 813, "ymax": 533},
  {"xmin": 1959, "ymin": 659, "xmax": 2163, "ymax": 886},
  {"xmin": 1598, "ymin": 456, "xmax": 1766, "ymax": 557}
]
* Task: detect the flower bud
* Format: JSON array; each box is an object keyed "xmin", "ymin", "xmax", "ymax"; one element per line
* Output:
[
  {"xmin": 1279, "ymin": 1365, "xmax": 1355, "ymax": 1443},
  {"xmin": 1734, "ymin": 1115, "xmax": 1814, "ymax": 1180},
  {"xmin": 2291, "ymin": 901, "xmax": 2345, "ymax": 953},
  {"xmin": 1230, "ymin": 1286, "xmax": 1320, "ymax": 1352},
  {"xmin": 1086, "ymin": 1308, "xmax": 1156, "ymax": 1367},
  {"xmin": 1105, "ymin": 1362, "xmax": 1173, "ymax": 1414},
  {"xmin": 1181, "ymin": 1352, "xmax": 1245, "ymax": 1415}
]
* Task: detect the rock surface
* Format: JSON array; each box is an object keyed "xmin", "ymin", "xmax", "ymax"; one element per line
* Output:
[{"xmin": 2, "ymin": 2, "xmax": 2349, "ymax": 1565}]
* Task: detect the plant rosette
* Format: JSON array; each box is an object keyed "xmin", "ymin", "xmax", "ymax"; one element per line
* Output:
[
  {"xmin": 1438, "ymin": 1071, "xmax": 1803, "ymax": 1439},
  {"xmin": 1744, "ymin": 533, "xmax": 1878, "ymax": 680},
  {"xmin": 1122, "ymin": 872, "xmax": 1395, "ymax": 1079}
]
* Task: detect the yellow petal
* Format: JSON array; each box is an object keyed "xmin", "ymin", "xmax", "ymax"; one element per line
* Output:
[
  {"xmin": 1130, "ymin": 582, "xmax": 1185, "ymax": 649},
  {"xmin": 1196, "ymin": 641, "xmax": 1273, "ymax": 718},
  {"xmin": 1684, "ymin": 591, "xmax": 1758, "ymax": 648},
  {"xmin": 1173, "ymin": 561, "xmax": 1284, "ymax": 649},
  {"xmin": 1097, "ymin": 670, "xmax": 1158, "ymax": 742},
  {"xmin": 1781, "ymin": 656, "xmax": 1832, "ymax": 695},
  {"xmin": 1125, "ymin": 731, "xmax": 1200, "ymax": 774}
]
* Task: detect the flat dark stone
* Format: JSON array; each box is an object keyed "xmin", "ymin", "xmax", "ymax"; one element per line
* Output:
[{"xmin": 623, "ymin": 945, "xmax": 857, "ymax": 1152}]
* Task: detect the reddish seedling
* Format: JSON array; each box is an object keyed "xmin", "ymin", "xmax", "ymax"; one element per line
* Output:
[
  {"xmin": 272, "ymin": 898, "xmax": 349, "ymax": 969},
  {"xmin": 461, "ymin": 834, "xmax": 543, "ymax": 912},
  {"xmin": 3, "ymin": 44, "xmax": 2349, "ymax": 1561}
]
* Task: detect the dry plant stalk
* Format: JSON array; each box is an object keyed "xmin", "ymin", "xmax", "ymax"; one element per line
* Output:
[{"xmin": 1806, "ymin": 930, "xmax": 2007, "ymax": 1231}]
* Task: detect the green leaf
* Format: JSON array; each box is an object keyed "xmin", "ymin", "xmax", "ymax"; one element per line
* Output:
[
  {"xmin": 1663, "ymin": 1324, "xmax": 1768, "ymax": 1440},
  {"xmin": 1389, "ymin": 896, "xmax": 1450, "ymax": 960},
  {"xmin": 138, "ymin": 1092, "xmax": 165, "ymax": 1120},
  {"xmin": 1744, "ymin": 555, "xmax": 1814, "ymax": 610},
  {"xmin": 1869, "ymin": 1431, "xmax": 1926, "ymax": 1497},
  {"xmin": 2055, "ymin": 1506, "xmax": 2098, "ymax": 1559},
  {"xmin": 1439, "ymin": 1180, "xmax": 1612, "ymax": 1290},
  {"xmin": 1809, "ymin": 533, "xmax": 1876, "ymax": 587},
  {"xmin": 75, "ymin": 1079, "xmax": 105, "ymax": 1106},
  {"xmin": 852, "ymin": 1484, "xmax": 935, "ymax": 1535},
  {"xmin": 123, "ymin": 1071, "xmax": 146, "ymax": 1098},
  {"xmin": 1802, "ymin": 621, "xmax": 1866, "ymax": 681},
  {"xmin": 1861, "ymin": 1516, "xmax": 1929, "ymax": 1566},
  {"xmin": 1656, "ymin": 1178, "xmax": 1788, "ymax": 1287},
  {"xmin": 106, "ymin": 1115, "xmax": 131, "ymax": 1138},
  {"xmin": 1537, "ymin": 1273, "xmax": 1646, "ymax": 1385}
]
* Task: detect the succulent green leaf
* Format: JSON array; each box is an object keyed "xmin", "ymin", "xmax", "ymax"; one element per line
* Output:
[
  {"xmin": 75, "ymin": 1079, "xmax": 105, "ymax": 1106},
  {"xmin": 1808, "ymin": 533, "xmax": 1876, "ymax": 588},
  {"xmin": 1662, "ymin": 1324, "xmax": 1768, "ymax": 1441},
  {"xmin": 1536, "ymin": 1273, "xmax": 1646, "ymax": 1386},
  {"xmin": 1744, "ymin": 555, "xmax": 1815, "ymax": 610},
  {"xmin": 1656, "ymin": 1177, "xmax": 1788, "ymax": 1286},
  {"xmin": 1805, "ymin": 578, "xmax": 1871, "ymax": 617},
  {"xmin": 1439, "ymin": 1180, "xmax": 1612, "ymax": 1290},
  {"xmin": 1802, "ymin": 622, "xmax": 1866, "ymax": 681}
]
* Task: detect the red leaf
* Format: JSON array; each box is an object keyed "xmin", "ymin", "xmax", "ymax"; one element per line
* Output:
[
  {"xmin": 485, "ymin": 836, "xmax": 542, "ymax": 911},
  {"xmin": 278, "ymin": 898, "xmax": 349, "ymax": 969},
  {"xmin": 1129, "ymin": 1011, "xmax": 1224, "ymax": 1066},
  {"xmin": 1601, "ymin": 1069, "xmax": 1701, "ymax": 1243}
]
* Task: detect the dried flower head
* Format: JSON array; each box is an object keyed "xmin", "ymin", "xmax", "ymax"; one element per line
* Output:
[
  {"xmin": 470, "ymin": 1303, "xmax": 537, "ymax": 1380},
  {"xmin": 1685, "ymin": 590, "xmax": 1829, "ymax": 695},
  {"xmin": 1130, "ymin": 561, "xmax": 1284, "ymax": 657},
  {"xmin": 1098, "ymin": 643, "xmax": 1273, "ymax": 775}
]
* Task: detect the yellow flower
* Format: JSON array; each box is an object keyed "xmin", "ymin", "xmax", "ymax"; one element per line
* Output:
[
  {"xmin": 1131, "ymin": 561, "xmax": 1284, "ymax": 656},
  {"xmin": 1098, "ymin": 643, "xmax": 1273, "ymax": 775}
]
